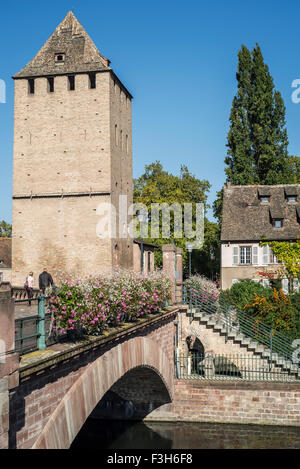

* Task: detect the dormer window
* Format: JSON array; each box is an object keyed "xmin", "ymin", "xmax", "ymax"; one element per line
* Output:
[
  {"xmin": 258, "ymin": 187, "xmax": 271, "ymax": 203},
  {"xmin": 55, "ymin": 53, "xmax": 65, "ymax": 63},
  {"xmin": 285, "ymin": 187, "xmax": 298, "ymax": 203},
  {"xmin": 270, "ymin": 208, "xmax": 284, "ymax": 228}
]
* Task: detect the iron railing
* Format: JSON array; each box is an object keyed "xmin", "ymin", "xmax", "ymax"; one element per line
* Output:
[
  {"xmin": 14, "ymin": 296, "xmax": 56, "ymax": 355},
  {"xmin": 175, "ymin": 352, "xmax": 299, "ymax": 382},
  {"xmin": 182, "ymin": 284, "xmax": 295, "ymax": 362}
]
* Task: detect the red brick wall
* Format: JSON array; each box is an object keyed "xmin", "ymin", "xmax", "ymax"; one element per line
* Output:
[{"xmin": 172, "ymin": 380, "xmax": 300, "ymax": 426}]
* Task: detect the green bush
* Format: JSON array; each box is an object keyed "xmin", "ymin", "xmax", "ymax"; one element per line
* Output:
[{"xmin": 219, "ymin": 280, "xmax": 272, "ymax": 311}]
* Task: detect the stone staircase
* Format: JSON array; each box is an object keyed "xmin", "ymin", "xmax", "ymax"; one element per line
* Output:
[{"xmin": 187, "ymin": 308, "xmax": 300, "ymax": 380}]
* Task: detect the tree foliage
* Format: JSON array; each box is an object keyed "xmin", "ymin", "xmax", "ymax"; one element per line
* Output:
[
  {"xmin": 225, "ymin": 44, "xmax": 293, "ymax": 185},
  {"xmin": 133, "ymin": 161, "xmax": 211, "ymax": 275},
  {"xmin": 0, "ymin": 221, "xmax": 12, "ymax": 238},
  {"xmin": 261, "ymin": 241, "xmax": 300, "ymax": 292}
]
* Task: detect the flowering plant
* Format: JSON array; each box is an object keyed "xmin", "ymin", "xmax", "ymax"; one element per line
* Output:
[
  {"xmin": 184, "ymin": 275, "xmax": 219, "ymax": 309},
  {"xmin": 49, "ymin": 270, "xmax": 171, "ymax": 336}
]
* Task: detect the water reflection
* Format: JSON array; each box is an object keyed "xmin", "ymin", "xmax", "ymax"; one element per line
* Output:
[{"xmin": 71, "ymin": 419, "xmax": 300, "ymax": 449}]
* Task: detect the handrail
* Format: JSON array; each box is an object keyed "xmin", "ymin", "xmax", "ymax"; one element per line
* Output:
[{"xmin": 183, "ymin": 284, "xmax": 294, "ymax": 361}]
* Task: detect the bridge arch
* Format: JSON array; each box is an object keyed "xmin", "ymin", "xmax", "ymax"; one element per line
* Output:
[{"xmin": 32, "ymin": 336, "xmax": 173, "ymax": 449}]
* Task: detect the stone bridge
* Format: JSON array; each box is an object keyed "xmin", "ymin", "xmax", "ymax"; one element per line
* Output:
[{"xmin": 0, "ymin": 290, "xmax": 178, "ymax": 449}]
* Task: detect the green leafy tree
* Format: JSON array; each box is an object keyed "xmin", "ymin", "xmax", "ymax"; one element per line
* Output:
[
  {"xmin": 225, "ymin": 44, "xmax": 293, "ymax": 185},
  {"xmin": 133, "ymin": 161, "xmax": 212, "ymax": 275},
  {"xmin": 0, "ymin": 221, "xmax": 12, "ymax": 238},
  {"xmin": 287, "ymin": 156, "xmax": 300, "ymax": 183},
  {"xmin": 214, "ymin": 44, "xmax": 296, "ymax": 230},
  {"xmin": 192, "ymin": 219, "xmax": 220, "ymax": 280}
]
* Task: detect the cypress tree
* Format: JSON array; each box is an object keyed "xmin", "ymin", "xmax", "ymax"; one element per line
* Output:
[{"xmin": 225, "ymin": 43, "xmax": 293, "ymax": 185}]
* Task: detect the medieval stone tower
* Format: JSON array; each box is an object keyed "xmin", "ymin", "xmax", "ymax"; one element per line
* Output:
[{"xmin": 12, "ymin": 11, "xmax": 133, "ymax": 285}]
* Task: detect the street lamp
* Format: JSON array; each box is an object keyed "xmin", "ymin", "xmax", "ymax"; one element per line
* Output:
[
  {"xmin": 186, "ymin": 243, "xmax": 193, "ymax": 278},
  {"xmin": 138, "ymin": 209, "xmax": 147, "ymax": 274}
]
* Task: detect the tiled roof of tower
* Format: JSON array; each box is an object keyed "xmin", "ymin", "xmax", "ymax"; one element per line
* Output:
[
  {"xmin": 221, "ymin": 184, "xmax": 300, "ymax": 242},
  {"xmin": 13, "ymin": 11, "xmax": 111, "ymax": 79}
]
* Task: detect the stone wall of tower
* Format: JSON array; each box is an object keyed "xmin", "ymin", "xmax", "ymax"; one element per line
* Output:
[
  {"xmin": 12, "ymin": 71, "xmax": 133, "ymax": 285},
  {"xmin": 109, "ymin": 75, "xmax": 133, "ymax": 269}
]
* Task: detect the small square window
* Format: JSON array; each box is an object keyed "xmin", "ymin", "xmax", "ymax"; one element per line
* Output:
[
  {"xmin": 274, "ymin": 220, "xmax": 282, "ymax": 228},
  {"xmin": 55, "ymin": 53, "xmax": 65, "ymax": 63}
]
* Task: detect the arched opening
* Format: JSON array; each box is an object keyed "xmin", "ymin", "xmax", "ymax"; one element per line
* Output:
[
  {"xmin": 71, "ymin": 366, "xmax": 172, "ymax": 448},
  {"xmin": 32, "ymin": 337, "xmax": 174, "ymax": 449}
]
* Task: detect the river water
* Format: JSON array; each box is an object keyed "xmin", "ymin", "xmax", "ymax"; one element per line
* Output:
[{"xmin": 71, "ymin": 419, "xmax": 300, "ymax": 449}]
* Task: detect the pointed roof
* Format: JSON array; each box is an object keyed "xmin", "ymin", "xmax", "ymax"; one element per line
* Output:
[{"xmin": 13, "ymin": 12, "xmax": 111, "ymax": 79}]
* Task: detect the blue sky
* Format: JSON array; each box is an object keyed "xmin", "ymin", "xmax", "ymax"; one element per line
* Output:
[{"xmin": 1, "ymin": 0, "xmax": 300, "ymax": 223}]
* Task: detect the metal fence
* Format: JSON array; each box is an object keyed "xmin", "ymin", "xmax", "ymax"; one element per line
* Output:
[
  {"xmin": 182, "ymin": 284, "xmax": 295, "ymax": 362},
  {"xmin": 175, "ymin": 352, "xmax": 300, "ymax": 382},
  {"xmin": 14, "ymin": 296, "xmax": 56, "ymax": 355}
]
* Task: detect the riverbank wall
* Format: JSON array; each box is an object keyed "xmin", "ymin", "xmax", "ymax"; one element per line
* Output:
[{"xmin": 145, "ymin": 379, "xmax": 300, "ymax": 427}]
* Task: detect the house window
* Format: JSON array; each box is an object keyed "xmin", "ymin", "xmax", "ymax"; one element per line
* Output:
[
  {"xmin": 269, "ymin": 249, "xmax": 278, "ymax": 264},
  {"xmin": 260, "ymin": 196, "xmax": 270, "ymax": 203},
  {"xmin": 28, "ymin": 79, "xmax": 35, "ymax": 94},
  {"xmin": 240, "ymin": 246, "xmax": 252, "ymax": 265},
  {"xmin": 89, "ymin": 72, "xmax": 96, "ymax": 89},
  {"xmin": 47, "ymin": 77, "xmax": 54, "ymax": 93},
  {"xmin": 68, "ymin": 75, "xmax": 75, "ymax": 91},
  {"xmin": 274, "ymin": 219, "xmax": 282, "ymax": 228},
  {"xmin": 288, "ymin": 196, "xmax": 297, "ymax": 203}
]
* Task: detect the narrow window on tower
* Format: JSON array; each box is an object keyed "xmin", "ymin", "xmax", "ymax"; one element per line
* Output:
[
  {"xmin": 115, "ymin": 124, "xmax": 118, "ymax": 146},
  {"xmin": 28, "ymin": 79, "xmax": 35, "ymax": 94},
  {"xmin": 89, "ymin": 72, "xmax": 96, "ymax": 89},
  {"xmin": 68, "ymin": 75, "xmax": 75, "ymax": 91},
  {"xmin": 47, "ymin": 77, "xmax": 54, "ymax": 93}
]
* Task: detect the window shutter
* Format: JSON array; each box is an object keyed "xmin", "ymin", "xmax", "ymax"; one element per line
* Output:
[
  {"xmin": 233, "ymin": 246, "xmax": 239, "ymax": 265},
  {"xmin": 262, "ymin": 278, "xmax": 270, "ymax": 288},
  {"xmin": 263, "ymin": 245, "xmax": 269, "ymax": 265},
  {"xmin": 253, "ymin": 246, "xmax": 258, "ymax": 265},
  {"xmin": 282, "ymin": 278, "xmax": 289, "ymax": 294},
  {"xmin": 293, "ymin": 278, "xmax": 299, "ymax": 293}
]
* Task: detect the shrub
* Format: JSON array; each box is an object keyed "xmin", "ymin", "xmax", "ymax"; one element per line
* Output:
[
  {"xmin": 243, "ymin": 289, "xmax": 297, "ymax": 336},
  {"xmin": 219, "ymin": 280, "xmax": 272, "ymax": 311},
  {"xmin": 49, "ymin": 270, "xmax": 171, "ymax": 336}
]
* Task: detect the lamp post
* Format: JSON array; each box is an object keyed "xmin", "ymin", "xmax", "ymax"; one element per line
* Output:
[
  {"xmin": 187, "ymin": 243, "xmax": 193, "ymax": 278},
  {"xmin": 138, "ymin": 209, "xmax": 147, "ymax": 274}
]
